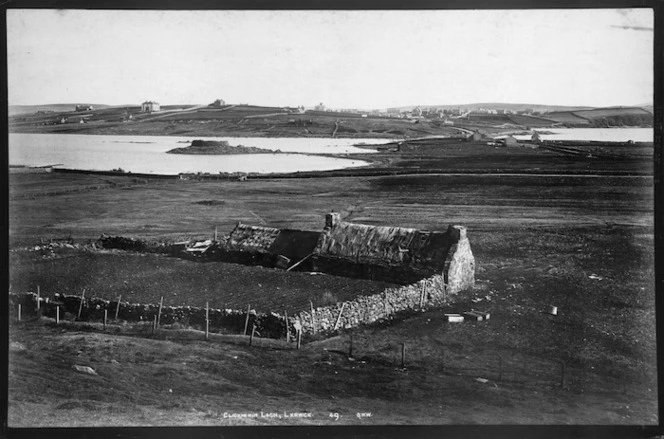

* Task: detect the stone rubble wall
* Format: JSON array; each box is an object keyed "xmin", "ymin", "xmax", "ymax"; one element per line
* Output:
[{"xmin": 294, "ymin": 274, "xmax": 453, "ymax": 334}]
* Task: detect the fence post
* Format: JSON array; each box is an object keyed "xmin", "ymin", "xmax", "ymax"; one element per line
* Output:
[
  {"xmin": 157, "ymin": 296, "xmax": 164, "ymax": 327},
  {"xmin": 334, "ymin": 302, "xmax": 346, "ymax": 331},
  {"xmin": 152, "ymin": 315, "xmax": 157, "ymax": 335},
  {"xmin": 115, "ymin": 295, "xmax": 121, "ymax": 321},
  {"xmin": 56, "ymin": 306, "xmax": 60, "ymax": 324},
  {"xmin": 77, "ymin": 289, "xmax": 86, "ymax": 320},
  {"xmin": 37, "ymin": 286, "xmax": 41, "ymax": 312},
  {"xmin": 349, "ymin": 335, "xmax": 353, "ymax": 358},
  {"xmin": 297, "ymin": 329, "xmax": 302, "ymax": 350},
  {"xmin": 243, "ymin": 304, "xmax": 251, "ymax": 335},
  {"xmin": 310, "ymin": 301, "xmax": 317, "ymax": 334},
  {"xmin": 205, "ymin": 301, "xmax": 209, "ymax": 341},
  {"xmin": 103, "ymin": 309, "xmax": 107, "ymax": 330},
  {"xmin": 285, "ymin": 310, "xmax": 290, "ymax": 342},
  {"xmin": 401, "ymin": 343, "xmax": 406, "ymax": 368},
  {"xmin": 18, "ymin": 304, "xmax": 21, "ymax": 322},
  {"xmin": 249, "ymin": 324, "xmax": 256, "ymax": 346}
]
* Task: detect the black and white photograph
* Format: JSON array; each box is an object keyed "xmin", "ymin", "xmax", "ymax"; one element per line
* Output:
[{"xmin": 5, "ymin": 6, "xmax": 659, "ymax": 430}]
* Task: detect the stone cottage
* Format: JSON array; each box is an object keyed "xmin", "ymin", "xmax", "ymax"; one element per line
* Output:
[
  {"xmin": 311, "ymin": 213, "xmax": 475, "ymax": 290},
  {"xmin": 221, "ymin": 213, "xmax": 475, "ymax": 292}
]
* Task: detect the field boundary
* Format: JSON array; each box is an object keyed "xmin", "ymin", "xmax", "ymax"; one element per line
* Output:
[{"xmin": 8, "ymin": 272, "xmax": 460, "ymax": 339}]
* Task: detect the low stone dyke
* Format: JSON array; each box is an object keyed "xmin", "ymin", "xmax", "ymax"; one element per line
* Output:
[
  {"xmin": 9, "ymin": 273, "xmax": 460, "ymax": 339},
  {"xmin": 293, "ymin": 274, "xmax": 451, "ymax": 333}
]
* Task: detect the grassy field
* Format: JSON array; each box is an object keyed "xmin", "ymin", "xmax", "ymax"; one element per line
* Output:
[{"xmin": 7, "ymin": 136, "xmax": 657, "ymax": 427}]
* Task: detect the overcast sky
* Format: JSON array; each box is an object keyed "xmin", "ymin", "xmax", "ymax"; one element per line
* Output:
[{"xmin": 7, "ymin": 9, "xmax": 654, "ymax": 108}]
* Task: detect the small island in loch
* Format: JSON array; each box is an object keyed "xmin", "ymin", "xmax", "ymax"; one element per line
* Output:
[{"xmin": 167, "ymin": 139, "xmax": 277, "ymax": 155}]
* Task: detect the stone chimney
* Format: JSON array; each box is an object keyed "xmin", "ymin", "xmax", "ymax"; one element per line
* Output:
[{"xmin": 325, "ymin": 212, "xmax": 341, "ymax": 229}]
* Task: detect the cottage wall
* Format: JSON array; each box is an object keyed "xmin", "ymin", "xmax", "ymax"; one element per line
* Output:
[{"xmin": 442, "ymin": 226, "xmax": 475, "ymax": 293}]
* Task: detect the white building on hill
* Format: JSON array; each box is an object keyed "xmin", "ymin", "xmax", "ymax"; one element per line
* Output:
[{"xmin": 141, "ymin": 101, "xmax": 160, "ymax": 112}]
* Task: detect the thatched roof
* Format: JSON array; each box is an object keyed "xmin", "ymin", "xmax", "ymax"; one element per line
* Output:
[
  {"xmin": 226, "ymin": 223, "xmax": 320, "ymax": 260},
  {"xmin": 227, "ymin": 223, "xmax": 281, "ymax": 253},
  {"xmin": 315, "ymin": 221, "xmax": 451, "ymax": 269}
]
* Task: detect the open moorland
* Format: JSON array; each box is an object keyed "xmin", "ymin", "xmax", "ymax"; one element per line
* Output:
[{"xmin": 7, "ymin": 139, "xmax": 657, "ymax": 427}]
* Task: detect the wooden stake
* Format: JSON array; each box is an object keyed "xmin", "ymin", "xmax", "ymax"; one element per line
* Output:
[
  {"xmin": 77, "ymin": 289, "xmax": 86, "ymax": 320},
  {"xmin": 419, "ymin": 283, "xmax": 425, "ymax": 309},
  {"xmin": 401, "ymin": 343, "xmax": 406, "ymax": 368},
  {"xmin": 18, "ymin": 304, "xmax": 21, "ymax": 322},
  {"xmin": 103, "ymin": 309, "xmax": 107, "ymax": 330},
  {"xmin": 244, "ymin": 304, "xmax": 251, "ymax": 335},
  {"xmin": 249, "ymin": 324, "xmax": 256, "ymax": 346},
  {"xmin": 286, "ymin": 252, "xmax": 315, "ymax": 272},
  {"xmin": 115, "ymin": 295, "xmax": 121, "ymax": 321},
  {"xmin": 285, "ymin": 311, "xmax": 290, "ymax": 342},
  {"xmin": 310, "ymin": 301, "xmax": 317, "ymax": 334},
  {"xmin": 37, "ymin": 286, "xmax": 41, "ymax": 311},
  {"xmin": 157, "ymin": 296, "xmax": 164, "ymax": 326},
  {"xmin": 334, "ymin": 302, "xmax": 346, "ymax": 331},
  {"xmin": 56, "ymin": 306, "xmax": 60, "ymax": 324},
  {"xmin": 205, "ymin": 302, "xmax": 209, "ymax": 341},
  {"xmin": 349, "ymin": 335, "xmax": 353, "ymax": 357},
  {"xmin": 214, "ymin": 226, "xmax": 218, "ymax": 242},
  {"xmin": 296, "ymin": 329, "xmax": 302, "ymax": 350},
  {"xmin": 152, "ymin": 315, "xmax": 157, "ymax": 335}
]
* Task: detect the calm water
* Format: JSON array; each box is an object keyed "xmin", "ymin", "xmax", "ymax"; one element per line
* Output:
[
  {"xmin": 9, "ymin": 133, "xmax": 384, "ymax": 175},
  {"xmin": 513, "ymin": 128, "xmax": 653, "ymax": 143}
]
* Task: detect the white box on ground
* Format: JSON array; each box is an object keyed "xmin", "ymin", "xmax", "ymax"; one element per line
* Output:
[{"xmin": 444, "ymin": 314, "xmax": 464, "ymax": 323}]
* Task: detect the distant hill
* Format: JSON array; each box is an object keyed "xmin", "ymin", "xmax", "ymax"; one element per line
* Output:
[
  {"xmin": 545, "ymin": 106, "xmax": 652, "ymax": 127},
  {"xmin": 392, "ymin": 103, "xmax": 595, "ymax": 113},
  {"xmin": 8, "ymin": 104, "xmax": 118, "ymax": 116}
]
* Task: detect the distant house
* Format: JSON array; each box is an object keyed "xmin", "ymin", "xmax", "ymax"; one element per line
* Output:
[
  {"xmin": 141, "ymin": 101, "xmax": 160, "ymax": 112},
  {"xmin": 210, "ymin": 99, "xmax": 226, "ymax": 107},
  {"xmin": 75, "ymin": 105, "xmax": 93, "ymax": 112},
  {"xmin": 314, "ymin": 102, "xmax": 326, "ymax": 112}
]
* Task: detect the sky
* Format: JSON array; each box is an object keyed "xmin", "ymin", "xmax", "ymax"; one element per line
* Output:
[{"xmin": 6, "ymin": 9, "xmax": 654, "ymax": 109}]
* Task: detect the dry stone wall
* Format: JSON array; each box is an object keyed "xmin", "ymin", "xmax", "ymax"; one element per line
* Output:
[{"xmin": 294, "ymin": 274, "xmax": 452, "ymax": 334}]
